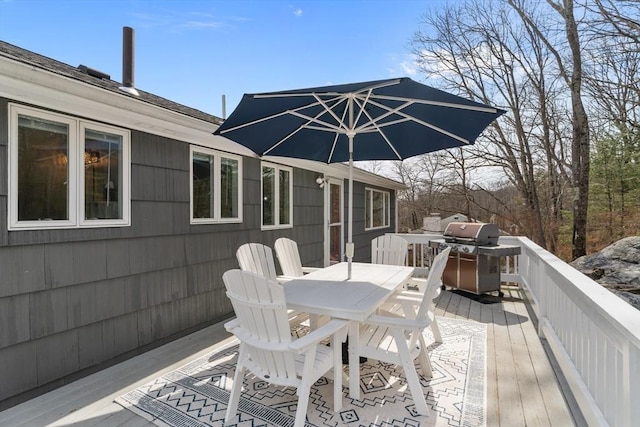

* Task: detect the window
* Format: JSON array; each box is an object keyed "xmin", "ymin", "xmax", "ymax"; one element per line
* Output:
[
  {"xmin": 9, "ymin": 104, "xmax": 130, "ymax": 229},
  {"xmin": 261, "ymin": 162, "xmax": 292, "ymax": 229},
  {"xmin": 365, "ymin": 188, "xmax": 391, "ymax": 230},
  {"xmin": 190, "ymin": 146, "xmax": 242, "ymax": 223}
]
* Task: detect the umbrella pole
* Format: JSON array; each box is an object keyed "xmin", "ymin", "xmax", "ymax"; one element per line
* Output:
[{"xmin": 346, "ymin": 133, "xmax": 354, "ymax": 280}]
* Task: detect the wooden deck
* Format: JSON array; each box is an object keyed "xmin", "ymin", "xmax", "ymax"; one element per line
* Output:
[{"xmin": 0, "ymin": 286, "xmax": 579, "ymax": 426}]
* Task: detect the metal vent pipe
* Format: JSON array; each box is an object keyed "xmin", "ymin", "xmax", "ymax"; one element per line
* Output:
[
  {"xmin": 120, "ymin": 26, "xmax": 139, "ymax": 96},
  {"xmin": 122, "ymin": 26, "xmax": 134, "ymax": 88}
]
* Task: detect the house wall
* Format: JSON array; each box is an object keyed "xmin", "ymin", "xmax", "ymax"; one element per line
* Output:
[
  {"xmin": 0, "ymin": 98, "xmax": 395, "ymax": 406},
  {"xmin": 348, "ymin": 181, "xmax": 397, "ymax": 263}
]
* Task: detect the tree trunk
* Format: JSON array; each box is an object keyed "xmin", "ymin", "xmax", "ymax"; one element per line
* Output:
[{"xmin": 558, "ymin": 0, "xmax": 590, "ymax": 259}]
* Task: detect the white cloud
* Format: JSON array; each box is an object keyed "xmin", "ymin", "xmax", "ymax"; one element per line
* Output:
[
  {"xmin": 183, "ymin": 20, "xmax": 224, "ymax": 29},
  {"xmin": 400, "ymin": 59, "xmax": 419, "ymax": 76},
  {"xmin": 387, "ymin": 53, "xmax": 420, "ymax": 77},
  {"xmin": 293, "ymin": 8, "xmax": 303, "ymax": 17}
]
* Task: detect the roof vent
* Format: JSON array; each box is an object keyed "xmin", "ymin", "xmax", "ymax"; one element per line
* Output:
[
  {"xmin": 119, "ymin": 26, "xmax": 139, "ymax": 96},
  {"xmin": 78, "ymin": 65, "xmax": 110, "ymax": 80}
]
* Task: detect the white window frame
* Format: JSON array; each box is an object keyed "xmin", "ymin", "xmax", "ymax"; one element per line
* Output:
[
  {"xmin": 8, "ymin": 104, "xmax": 131, "ymax": 230},
  {"xmin": 189, "ymin": 145, "xmax": 243, "ymax": 224},
  {"xmin": 261, "ymin": 162, "xmax": 293, "ymax": 230},
  {"xmin": 365, "ymin": 187, "xmax": 391, "ymax": 231}
]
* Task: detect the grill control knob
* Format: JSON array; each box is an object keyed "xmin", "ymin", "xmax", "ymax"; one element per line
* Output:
[{"xmin": 462, "ymin": 246, "xmax": 470, "ymax": 253}]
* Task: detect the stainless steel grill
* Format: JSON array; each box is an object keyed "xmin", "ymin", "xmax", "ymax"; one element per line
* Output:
[{"xmin": 430, "ymin": 222, "xmax": 521, "ymax": 296}]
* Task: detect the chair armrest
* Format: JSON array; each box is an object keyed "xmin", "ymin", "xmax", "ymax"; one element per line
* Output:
[
  {"xmin": 277, "ymin": 275, "xmax": 299, "ymax": 283},
  {"xmin": 224, "ymin": 318, "xmax": 240, "ymax": 332},
  {"xmin": 289, "ymin": 318, "xmax": 349, "ymax": 353},
  {"xmin": 386, "ymin": 290, "xmax": 422, "ymax": 303},
  {"xmin": 302, "ymin": 266, "xmax": 322, "ymax": 274},
  {"xmin": 364, "ymin": 314, "xmax": 429, "ymax": 331}
]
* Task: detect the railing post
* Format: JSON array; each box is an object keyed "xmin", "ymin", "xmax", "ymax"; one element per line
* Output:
[{"xmin": 537, "ymin": 255, "xmax": 547, "ymax": 338}]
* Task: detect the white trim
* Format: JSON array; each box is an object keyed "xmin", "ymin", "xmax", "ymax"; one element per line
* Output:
[
  {"xmin": 8, "ymin": 104, "xmax": 132, "ymax": 230},
  {"xmin": 189, "ymin": 146, "xmax": 243, "ymax": 224},
  {"xmin": 324, "ymin": 177, "xmax": 344, "ymax": 266},
  {"xmin": 9, "ymin": 105, "xmax": 78, "ymax": 229},
  {"xmin": 260, "ymin": 162, "xmax": 293, "ymax": 230},
  {"xmin": 1, "ymin": 55, "xmax": 404, "ymax": 195},
  {"xmin": 261, "ymin": 157, "xmax": 405, "ymax": 190},
  {"xmin": 0, "ymin": 56, "xmax": 254, "ymax": 157},
  {"xmin": 364, "ymin": 187, "xmax": 391, "ymax": 231},
  {"xmin": 79, "ymin": 121, "xmax": 131, "ymax": 228}
]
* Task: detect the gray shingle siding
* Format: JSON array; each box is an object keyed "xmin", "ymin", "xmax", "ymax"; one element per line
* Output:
[{"xmin": 0, "ymin": 42, "xmax": 398, "ymax": 407}]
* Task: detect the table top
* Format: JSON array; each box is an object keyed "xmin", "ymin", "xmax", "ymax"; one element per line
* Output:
[{"xmin": 283, "ymin": 262, "xmax": 415, "ymax": 321}]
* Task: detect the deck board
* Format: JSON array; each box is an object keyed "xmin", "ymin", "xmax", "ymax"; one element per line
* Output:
[{"xmin": 0, "ymin": 287, "xmax": 577, "ymax": 427}]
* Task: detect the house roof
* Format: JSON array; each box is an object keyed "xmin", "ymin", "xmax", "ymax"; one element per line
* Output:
[
  {"xmin": 0, "ymin": 40, "xmax": 406, "ymax": 190},
  {"xmin": 0, "ymin": 40, "xmax": 222, "ymax": 126}
]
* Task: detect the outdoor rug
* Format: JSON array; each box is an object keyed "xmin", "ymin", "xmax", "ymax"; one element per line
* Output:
[{"xmin": 115, "ymin": 317, "xmax": 486, "ymax": 427}]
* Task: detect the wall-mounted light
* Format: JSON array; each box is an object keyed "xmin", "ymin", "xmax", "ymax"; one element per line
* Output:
[{"xmin": 316, "ymin": 176, "xmax": 328, "ymax": 188}]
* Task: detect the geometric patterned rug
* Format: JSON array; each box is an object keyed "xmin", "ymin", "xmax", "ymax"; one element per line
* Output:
[{"xmin": 115, "ymin": 317, "xmax": 486, "ymax": 427}]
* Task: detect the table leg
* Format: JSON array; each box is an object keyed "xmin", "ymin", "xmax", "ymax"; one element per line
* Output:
[{"xmin": 348, "ymin": 321, "xmax": 360, "ymax": 400}]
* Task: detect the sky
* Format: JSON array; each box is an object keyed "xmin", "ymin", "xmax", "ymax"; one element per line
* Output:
[{"xmin": 0, "ymin": 0, "xmax": 448, "ymax": 119}]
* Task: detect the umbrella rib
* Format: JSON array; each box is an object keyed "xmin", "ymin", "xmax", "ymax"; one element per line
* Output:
[
  {"xmin": 328, "ymin": 99, "xmax": 350, "ymax": 163},
  {"xmin": 218, "ymin": 95, "xmax": 345, "ymax": 134},
  {"xmin": 357, "ymin": 97, "xmax": 472, "ymax": 145},
  {"xmin": 352, "ymin": 96, "xmax": 403, "ymax": 160},
  {"xmin": 368, "ymin": 94, "xmax": 500, "ymax": 113},
  {"xmin": 262, "ymin": 96, "xmax": 348, "ymax": 157}
]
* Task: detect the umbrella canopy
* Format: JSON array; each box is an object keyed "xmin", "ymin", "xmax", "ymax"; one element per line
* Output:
[{"xmin": 214, "ymin": 77, "xmax": 505, "ymax": 278}]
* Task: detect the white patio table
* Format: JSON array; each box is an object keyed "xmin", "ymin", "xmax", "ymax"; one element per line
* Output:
[{"xmin": 283, "ymin": 261, "xmax": 415, "ymax": 400}]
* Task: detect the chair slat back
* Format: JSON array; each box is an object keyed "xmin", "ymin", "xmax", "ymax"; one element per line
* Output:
[
  {"xmin": 409, "ymin": 247, "xmax": 452, "ymax": 351},
  {"xmin": 223, "ymin": 269, "xmax": 297, "ymax": 380},
  {"xmin": 275, "ymin": 237, "xmax": 304, "ymax": 277},
  {"xmin": 236, "ymin": 243, "xmax": 278, "ymax": 281},
  {"xmin": 371, "ymin": 235, "xmax": 408, "ymax": 266}
]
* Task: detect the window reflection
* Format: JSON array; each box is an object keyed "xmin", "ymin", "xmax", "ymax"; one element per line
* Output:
[
  {"xmin": 84, "ymin": 129, "xmax": 123, "ymax": 220},
  {"xmin": 262, "ymin": 166, "xmax": 275, "ymax": 226},
  {"xmin": 192, "ymin": 152, "xmax": 214, "ymax": 218},
  {"xmin": 17, "ymin": 114, "xmax": 69, "ymax": 221}
]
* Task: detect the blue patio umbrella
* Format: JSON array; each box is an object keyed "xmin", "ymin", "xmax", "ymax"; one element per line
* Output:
[{"xmin": 214, "ymin": 77, "xmax": 504, "ymax": 278}]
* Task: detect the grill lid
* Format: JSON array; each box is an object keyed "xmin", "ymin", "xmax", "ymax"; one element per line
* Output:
[{"xmin": 443, "ymin": 222, "xmax": 499, "ymax": 246}]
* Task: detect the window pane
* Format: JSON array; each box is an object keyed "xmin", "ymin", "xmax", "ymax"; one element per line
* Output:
[
  {"xmin": 220, "ymin": 157, "xmax": 239, "ymax": 219},
  {"xmin": 365, "ymin": 189, "xmax": 371, "ymax": 228},
  {"xmin": 279, "ymin": 169, "xmax": 290, "ymax": 225},
  {"xmin": 385, "ymin": 192, "xmax": 390, "ymax": 226},
  {"xmin": 372, "ymin": 191, "xmax": 384, "ymax": 228},
  {"xmin": 17, "ymin": 114, "xmax": 69, "ymax": 221},
  {"xmin": 192, "ymin": 152, "xmax": 214, "ymax": 218},
  {"xmin": 329, "ymin": 183, "xmax": 341, "ymax": 224},
  {"xmin": 262, "ymin": 166, "xmax": 275, "ymax": 226},
  {"xmin": 84, "ymin": 129, "xmax": 123, "ymax": 220}
]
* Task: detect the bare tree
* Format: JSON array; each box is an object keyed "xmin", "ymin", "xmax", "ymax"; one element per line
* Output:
[
  {"xmin": 412, "ymin": 0, "xmax": 573, "ymax": 248},
  {"xmin": 389, "ymin": 154, "xmax": 446, "ymax": 231},
  {"xmin": 507, "ymin": 0, "xmax": 591, "ymax": 258}
]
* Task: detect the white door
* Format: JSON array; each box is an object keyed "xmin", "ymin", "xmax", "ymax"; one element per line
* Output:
[{"xmin": 324, "ymin": 179, "xmax": 343, "ymax": 266}]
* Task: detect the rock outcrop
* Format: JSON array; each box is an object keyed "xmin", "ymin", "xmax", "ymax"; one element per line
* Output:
[{"xmin": 570, "ymin": 236, "xmax": 640, "ymax": 310}]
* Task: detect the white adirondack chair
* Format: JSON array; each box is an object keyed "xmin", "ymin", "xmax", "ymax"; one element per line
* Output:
[
  {"xmin": 373, "ymin": 235, "xmax": 443, "ymax": 342},
  {"xmin": 222, "ymin": 269, "xmax": 348, "ymax": 427},
  {"xmin": 371, "ymin": 234, "xmax": 409, "ymax": 266},
  {"xmin": 356, "ymin": 247, "xmax": 451, "ymax": 416},
  {"xmin": 274, "ymin": 237, "xmax": 322, "ymax": 277},
  {"xmin": 236, "ymin": 242, "xmax": 280, "ymax": 281}
]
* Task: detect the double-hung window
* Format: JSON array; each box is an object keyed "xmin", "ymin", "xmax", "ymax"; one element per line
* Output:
[
  {"xmin": 365, "ymin": 187, "xmax": 390, "ymax": 230},
  {"xmin": 8, "ymin": 104, "xmax": 130, "ymax": 229},
  {"xmin": 261, "ymin": 162, "xmax": 292, "ymax": 229},
  {"xmin": 190, "ymin": 146, "xmax": 242, "ymax": 223}
]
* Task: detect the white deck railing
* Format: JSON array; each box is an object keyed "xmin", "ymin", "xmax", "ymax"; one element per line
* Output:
[{"xmin": 392, "ymin": 233, "xmax": 640, "ymax": 427}]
